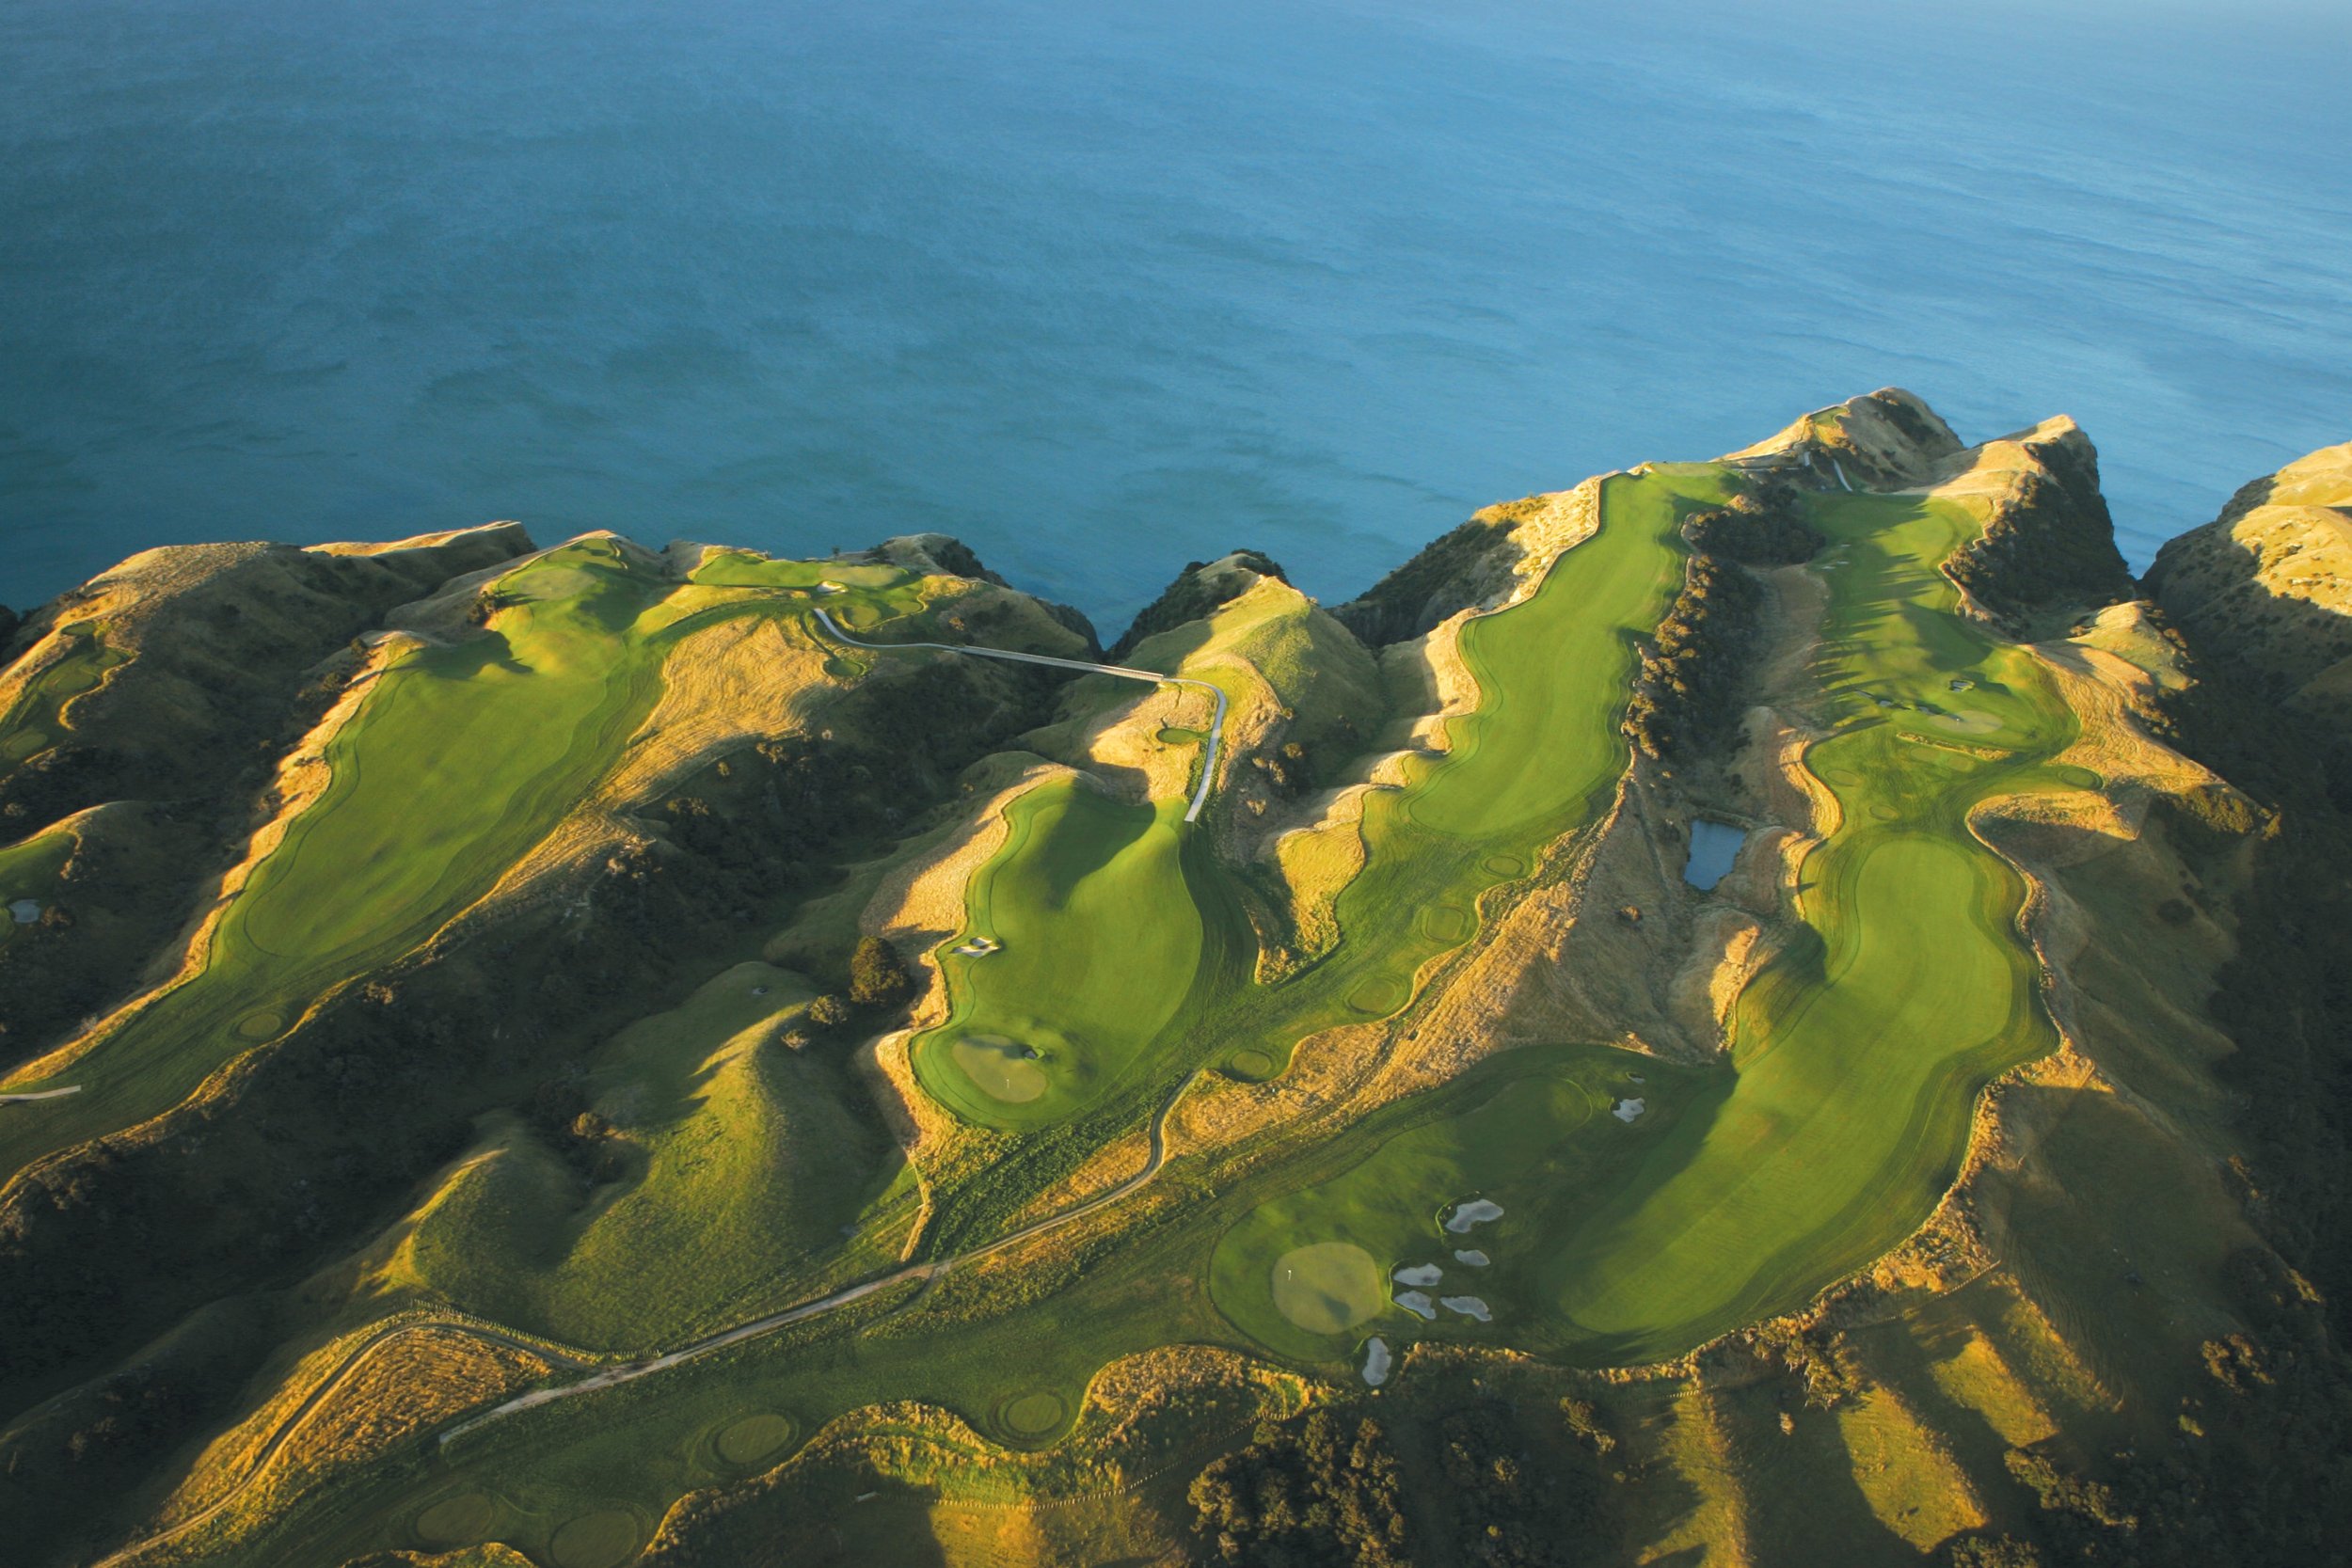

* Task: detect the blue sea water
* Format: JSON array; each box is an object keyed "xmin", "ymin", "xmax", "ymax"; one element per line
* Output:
[{"xmin": 5, "ymin": 0, "xmax": 2348, "ymax": 630}]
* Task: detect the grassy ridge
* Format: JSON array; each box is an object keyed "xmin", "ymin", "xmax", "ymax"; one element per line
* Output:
[
  {"xmin": 389, "ymin": 961, "xmax": 906, "ymax": 1352},
  {"xmin": 0, "ymin": 543, "xmax": 917, "ymax": 1175}
]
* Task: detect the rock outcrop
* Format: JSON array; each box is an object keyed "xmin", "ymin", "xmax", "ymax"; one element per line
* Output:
[{"xmin": 2145, "ymin": 441, "xmax": 2352, "ymax": 727}]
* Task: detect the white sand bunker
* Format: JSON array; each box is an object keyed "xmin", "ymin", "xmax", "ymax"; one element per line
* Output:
[
  {"xmin": 1933, "ymin": 709, "xmax": 2003, "ymax": 735},
  {"xmin": 8, "ymin": 900, "xmax": 39, "ymax": 925},
  {"xmin": 1392, "ymin": 1262, "xmax": 1444, "ymax": 1288},
  {"xmin": 1444, "ymin": 1198, "xmax": 1503, "ymax": 1234},
  {"xmin": 1439, "ymin": 1295, "xmax": 1492, "ymax": 1323},
  {"xmin": 1393, "ymin": 1290, "xmax": 1438, "ymax": 1321},
  {"xmin": 1454, "ymin": 1249, "xmax": 1489, "ymax": 1267},
  {"xmin": 1361, "ymin": 1337, "xmax": 1392, "ymax": 1387},
  {"xmin": 1613, "ymin": 1098, "xmax": 1646, "ymax": 1122}
]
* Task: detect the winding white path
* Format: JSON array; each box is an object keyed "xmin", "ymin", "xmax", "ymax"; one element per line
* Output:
[{"xmin": 811, "ymin": 607, "xmax": 1230, "ymax": 823}]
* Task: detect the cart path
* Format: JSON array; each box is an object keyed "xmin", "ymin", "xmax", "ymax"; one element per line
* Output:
[
  {"xmin": 811, "ymin": 606, "xmax": 1231, "ymax": 823},
  {"xmin": 94, "ymin": 1070, "xmax": 1199, "ymax": 1566}
]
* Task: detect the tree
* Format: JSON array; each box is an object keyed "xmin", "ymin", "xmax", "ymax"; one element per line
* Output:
[
  {"xmin": 849, "ymin": 936, "xmax": 914, "ymax": 1009},
  {"xmin": 805, "ymin": 994, "xmax": 853, "ymax": 1032}
]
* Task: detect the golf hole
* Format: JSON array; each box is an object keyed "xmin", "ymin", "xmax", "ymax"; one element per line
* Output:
[
  {"xmin": 1419, "ymin": 905, "xmax": 1470, "ymax": 942},
  {"xmin": 415, "ymin": 1493, "xmax": 495, "ymax": 1546},
  {"xmin": 550, "ymin": 1511, "xmax": 640, "ymax": 1568},
  {"xmin": 715, "ymin": 1413, "xmax": 796, "ymax": 1466},
  {"xmin": 951, "ymin": 1034, "xmax": 1049, "ymax": 1102},
  {"xmin": 996, "ymin": 1389, "xmax": 1070, "ymax": 1441},
  {"xmin": 1272, "ymin": 1242, "xmax": 1385, "ymax": 1333}
]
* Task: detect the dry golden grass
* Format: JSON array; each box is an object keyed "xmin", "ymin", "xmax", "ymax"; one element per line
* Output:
[
  {"xmin": 1836, "ymin": 1385, "xmax": 1986, "ymax": 1551},
  {"xmin": 1925, "ymin": 1327, "xmax": 2058, "ymax": 1449},
  {"xmin": 273, "ymin": 1332, "xmax": 551, "ymax": 1485}
]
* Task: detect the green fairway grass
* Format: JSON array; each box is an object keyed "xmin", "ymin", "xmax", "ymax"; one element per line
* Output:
[
  {"xmin": 0, "ymin": 543, "xmax": 923, "ymax": 1177},
  {"xmin": 1210, "ymin": 1046, "xmax": 1660, "ymax": 1362},
  {"xmin": 1212, "ymin": 484, "xmax": 2086, "ymax": 1369},
  {"xmin": 0, "ymin": 622, "xmax": 126, "ymax": 767},
  {"xmin": 0, "ymin": 829, "xmax": 71, "ymax": 951},
  {"xmin": 1250, "ymin": 469, "xmax": 1723, "ymax": 1033},
  {"xmin": 911, "ymin": 783, "xmax": 1219, "ymax": 1127},
  {"xmin": 1540, "ymin": 489, "xmax": 2076, "ymax": 1361},
  {"xmin": 92, "ymin": 468, "xmax": 2115, "ymax": 1566},
  {"xmin": 914, "ymin": 468, "xmax": 1715, "ymax": 1136}
]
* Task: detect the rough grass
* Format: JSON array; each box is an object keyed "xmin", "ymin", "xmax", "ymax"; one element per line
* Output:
[{"xmin": 383, "ymin": 962, "xmax": 905, "ymax": 1351}]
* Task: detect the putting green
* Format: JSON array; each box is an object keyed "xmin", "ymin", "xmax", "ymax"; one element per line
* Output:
[
  {"xmin": 713, "ymin": 1414, "xmax": 796, "ymax": 1466},
  {"xmin": 549, "ymin": 1510, "xmax": 639, "ymax": 1568},
  {"xmin": 950, "ymin": 1035, "xmax": 1050, "ymax": 1102},
  {"xmin": 1270, "ymin": 1243, "xmax": 1386, "ymax": 1334},
  {"xmin": 413, "ymin": 1493, "xmax": 496, "ymax": 1545},
  {"xmin": 996, "ymin": 1390, "xmax": 1071, "ymax": 1440},
  {"xmin": 1215, "ymin": 1050, "xmax": 1628, "ymax": 1361}
]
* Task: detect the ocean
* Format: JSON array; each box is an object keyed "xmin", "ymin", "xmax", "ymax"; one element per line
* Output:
[{"xmin": 5, "ymin": 0, "xmax": 2348, "ymax": 631}]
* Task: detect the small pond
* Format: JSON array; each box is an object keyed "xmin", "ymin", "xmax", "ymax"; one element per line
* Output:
[{"xmin": 1684, "ymin": 820, "xmax": 1744, "ymax": 891}]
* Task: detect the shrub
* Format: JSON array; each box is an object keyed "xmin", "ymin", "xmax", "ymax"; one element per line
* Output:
[{"xmin": 848, "ymin": 936, "xmax": 914, "ymax": 1009}]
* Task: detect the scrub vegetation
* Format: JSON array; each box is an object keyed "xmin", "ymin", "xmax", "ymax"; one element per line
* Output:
[{"xmin": 5, "ymin": 393, "xmax": 2347, "ymax": 1568}]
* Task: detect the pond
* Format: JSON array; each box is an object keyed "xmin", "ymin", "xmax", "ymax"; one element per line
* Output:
[{"xmin": 1684, "ymin": 820, "xmax": 1744, "ymax": 891}]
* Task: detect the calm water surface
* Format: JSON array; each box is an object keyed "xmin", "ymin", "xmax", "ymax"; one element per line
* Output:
[{"xmin": 5, "ymin": 0, "xmax": 2348, "ymax": 627}]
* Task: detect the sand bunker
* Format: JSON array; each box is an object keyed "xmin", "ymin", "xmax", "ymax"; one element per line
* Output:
[
  {"xmin": 8, "ymin": 899, "xmax": 38, "ymax": 925},
  {"xmin": 1272, "ymin": 1242, "xmax": 1386, "ymax": 1333},
  {"xmin": 1439, "ymin": 1295, "xmax": 1493, "ymax": 1322},
  {"xmin": 1444, "ymin": 1198, "xmax": 1504, "ymax": 1234},
  {"xmin": 1392, "ymin": 1262, "xmax": 1444, "ymax": 1288},
  {"xmin": 1613, "ymin": 1098, "xmax": 1647, "ymax": 1122},
  {"xmin": 1932, "ymin": 709, "xmax": 2003, "ymax": 736},
  {"xmin": 1393, "ymin": 1290, "xmax": 1438, "ymax": 1321},
  {"xmin": 950, "ymin": 1035, "xmax": 1049, "ymax": 1102},
  {"xmin": 1454, "ymin": 1249, "xmax": 1489, "ymax": 1267},
  {"xmin": 1361, "ymin": 1336, "xmax": 1392, "ymax": 1386}
]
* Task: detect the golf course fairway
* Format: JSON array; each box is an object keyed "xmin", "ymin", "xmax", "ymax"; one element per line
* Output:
[
  {"xmin": 1214, "ymin": 483, "xmax": 2081, "ymax": 1366},
  {"xmin": 0, "ymin": 542, "xmax": 926, "ymax": 1172},
  {"xmin": 912, "ymin": 784, "xmax": 1218, "ymax": 1127},
  {"xmin": 1537, "ymin": 490, "xmax": 2075, "ymax": 1359}
]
